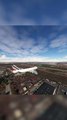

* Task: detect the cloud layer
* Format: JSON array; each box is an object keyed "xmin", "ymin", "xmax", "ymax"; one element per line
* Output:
[
  {"xmin": 0, "ymin": 26, "xmax": 67, "ymax": 62},
  {"xmin": 0, "ymin": 26, "xmax": 48, "ymax": 60}
]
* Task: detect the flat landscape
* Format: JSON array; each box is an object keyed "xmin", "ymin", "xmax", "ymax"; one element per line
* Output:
[{"xmin": 0, "ymin": 62, "xmax": 67, "ymax": 95}]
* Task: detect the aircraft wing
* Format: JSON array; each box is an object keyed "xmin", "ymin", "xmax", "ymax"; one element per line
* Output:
[{"xmin": 31, "ymin": 70, "xmax": 38, "ymax": 75}]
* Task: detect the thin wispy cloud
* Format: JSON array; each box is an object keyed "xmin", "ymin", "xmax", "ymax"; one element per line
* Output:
[
  {"xmin": 64, "ymin": 56, "xmax": 67, "ymax": 59},
  {"xmin": 0, "ymin": 26, "xmax": 48, "ymax": 58},
  {"xmin": 0, "ymin": 26, "xmax": 67, "ymax": 62},
  {"xmin": 50, "ymin": 35, "xmax": 67, "ymax": 48}
]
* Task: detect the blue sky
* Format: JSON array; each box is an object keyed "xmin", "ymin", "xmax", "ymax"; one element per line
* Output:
[
  {"xmin": 0, "ymin": 0, "xmax": 67, "ymax": 25},
  {"xmin": 0, "ymin": 26, "xmax": 67, "ymax": 62}
]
